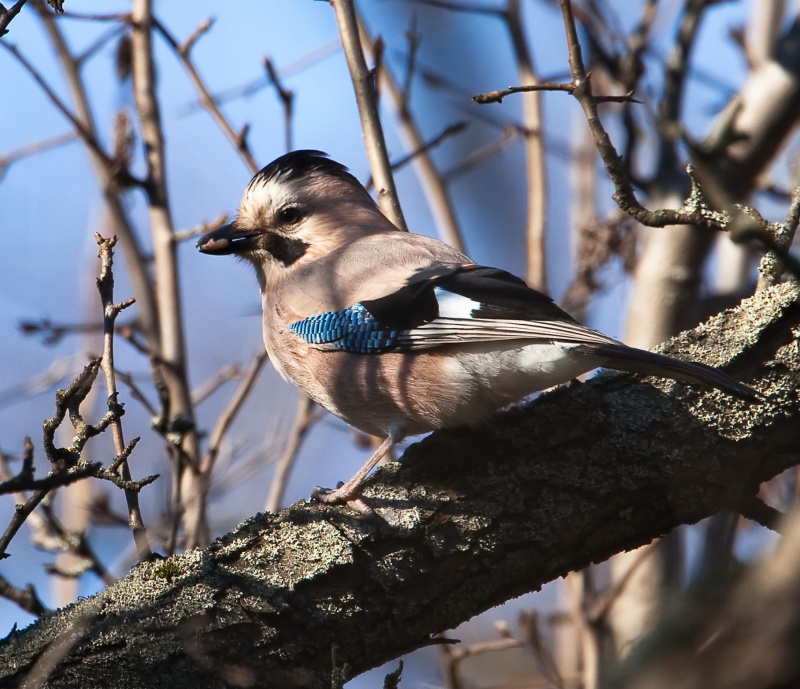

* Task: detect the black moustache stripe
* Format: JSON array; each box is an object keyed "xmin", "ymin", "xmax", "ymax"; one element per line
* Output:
[{"xmin": 265, "ymin": 234, "xmax": 310, "ymax": 266}]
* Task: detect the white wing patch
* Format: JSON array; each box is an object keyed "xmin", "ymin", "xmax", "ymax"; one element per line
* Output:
[
  {"xmin": 393, "ymin": 288, "xmax": 622, "ymax": 350},
  {"xmin": 433, "ymin": 287, "xmax": 482, "ymax": 319}
]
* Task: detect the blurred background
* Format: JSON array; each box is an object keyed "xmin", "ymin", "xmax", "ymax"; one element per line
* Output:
[{"xmin": 1, "ymin": 0, "xmax": 797, "ymax": 686}]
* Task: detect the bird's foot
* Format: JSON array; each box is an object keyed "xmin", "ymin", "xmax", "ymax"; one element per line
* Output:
[{"xmin": 311, "ymin": 484, "xmax": 375, "ymax": 515}]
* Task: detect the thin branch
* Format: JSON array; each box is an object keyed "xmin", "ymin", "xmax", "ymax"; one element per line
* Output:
[
  {"xmin": 0, "ymin": 462, "xmax": 100, "ymax": 496},
  {"xmin": 0, "ymin": 440, "xmax": 63, "ymax": 557},
  {"xmin": 41, "ymin": 359, "xmax": 102, "ymax": 468},
  {"xmin": 59, "ymin": 10, "xmax": 130, "ymax": 21},
  {"xmin": 552, "ymin": 0, "xmax": 740, "ymax": 231},
  {"xmin": 330, "ymin": 0, "xmax": 408, "ymax": 231},
  {"xmin": 755, "ymin": 185, "xmax": 800, "ymax": 290},
  {"xmin": 132, "ymin": 0, "xmax": 203, "ymax": 547},
  {"xmin": 730, "ymin": 217, "xmax": 800, "ymax": 286},
  {"xmin": 74, "ymin": 21, "xmax": 127, "ymax": 65},
  {"xmin": 658, "ymin": 0, "xmax": 715, "ymax": 155},
  {"xmin": 191, "ymin": 363, "xmax": 241, "ymax": 406},
  {"xmin": 443, "ymin": 125, "xmax": 520, "ymax": 178},
  {"xmin": 400, "ymin": 16, "xmax": 419, "ymax": 102},
  {"xmin": 264, "ymin": 57, "xmax": 294, "ymax": 153},
  {"xmin": 182, "ymin": 39, "xmax": 341, "ymax": 113},
  {"xmin": 357, "ymin": 12, "xmax": 466, "ymax": 251},
  {"xmin": 264, "ymin": 394, "xmax": 320, "ymax": 513},
  {"xmin": 472, "ymin": 82, "xmax": 639, "ymax": 104},
  {"xmin": 19, "ymin": 317, "xmax": 103, "ymax": 346},
  {"xmin": 37, "ymin": 501, "xmax": 115, "ymax": 585},
  {"xmin": 34, "ymin": 4, "xmax": 161, "ymax": 352},
  {"xmin": 0, "ymin": 487, "xmax": 47, "ymax": 560},
  {"xmin": 95, "ymin": 234, "xmax": 152, "ymax": 560},
  {"xmin": 173, "ymin": 213, "xmax": 228, "ymax": 244},
  {"xmin": 0, "ymin": 42, "xmax": 131, "ymax": 180},
  {"xmin": 735, "ymin": 495, "xmax": 786, "ymax": 533},
  {"xmin": 115, "ymin": 370, "xmax": 157, "ymax": 417},
  {"xmin": 0, "ymin": 574, "xmax": 49, "ymax": 616},
  {"xmin": 0, "ymin": 131, "xmax": 77, "ymax": 179},
  {"xmin": 520, "ymin": 611, "xmax": 566, "ymax": 689},
  {"xmin": 506, "ymin": 0, "xmax": 548, "ymax": 292},
  {"xmin": 199, "ymin": 352, "xmax": 268, "ymax": 478},
  {"xmin": 616, "ymin": 0, "xmax": 659, "ymax": 183},
  {"xmin": 586, "ymin": 545, "xmax": 655, "ymax": 622},
  {"xmin": 0, "ymin": 0, "xmax": 29, "ymax": 37},
  {"xmin": 153, "ymin": 17, "xmax": 259, "ymax": 174},
  {"xmin": 367, "ymin": 122, "xmax": 466, "ymax": 185}
]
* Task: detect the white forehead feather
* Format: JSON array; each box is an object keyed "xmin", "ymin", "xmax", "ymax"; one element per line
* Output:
[{"xmin": 237, "ymin": 175, "xmax": 300, "ymax": 227}]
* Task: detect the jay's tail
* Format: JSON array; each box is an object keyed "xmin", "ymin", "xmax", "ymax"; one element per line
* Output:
[{"xmin": 572, "ymin": 343, "xmax": 759, "ymax": 401}]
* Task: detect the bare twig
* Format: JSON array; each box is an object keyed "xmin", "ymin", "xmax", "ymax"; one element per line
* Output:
[
  {"xmin": 443, "ymin": 126, "xmax": 520, "ymax": 178},
  {"xmin": 153, "ymin": 17, "xmax": 259, "ymax": 174},
  {"xmin": 75, "ymin": 22, "xmax": 127, "ymax": 65},
  {"xmin": 439, "ymin": 634, "xmax": 523, "ymax": 689},
  {"xmin": 506, "ymin": 0, "xmax": 548, "ymax": 292},
  {"xmin": 368, "ymin": 122, "xmax": 466, "ymax": 184},
  {"xmin": 735, "ymin": 495, "xmax": 785, "ymax": 533},
  {"xmin": 200, "ymin": 352, "xmax": 268, "ymax": 479},
  {"xmin": 60, "ymin": 10, "xmax": 130, "ymax": 21},
  {"xmin": 191, "ymin": 363, "xmax": 241, "ymax": 406},
  {"xmin": 357, "ymin": 12, "xmax": 465, "ymax": 250},
  {"xmin": 400, "ymin": 17, "xmax": 419, "ymax": 102},
  {"xmin": 41, "ymin": 360, "xmax": 102, "ymax": 468},
  {"xmin": 0, "ymin": 574, "xmax": 48, "ymax": 616},
  {"xmin": 115, "ymin": 370, "xmax": 157, "ymax": 417},
  {"xmin": 556, "ymin": 0, "xmax": 739, "ymax": 231},
  {"xmin": 0, "ymin": 464, "xmax": 48, "ymax": 561},
  {"xmin": 264, "ymin": 394, "xmax": 320, "ymax": 513},
  {"xmin": 754, "ymin": 185, "xmax": 800, "ymax": 290},
  {"xmin": 34, "ymin": 5, "xmax": 161, "ymax": 351},
  {"xmin": 173, "ymin": 213, "xmax": 228, "ymax": 244},
  {"xmin": 0, "ymin": 441, "xmax": 63, "ymax": 556},
  {"xmin": 95, "ymin": 234, "xmax": 152, "ymax": 560},
  {"xmin": 132, "ymin": 0, "xmax": 203, "ymax": 547},
  {"xmin": 1, "ymin": 462, "xmax": 99, "ymax": 495},
  {"xmin": 520, "ymin": 611, "xmax": 566, "ymax": 689},
  {"xmin": 659, "ymin": 0, "xmax": 715, "ymax": 153},
  {"xmin": 0, "ymin": 0, "xmax": 29, "ymax": 36},
  {"xmin": 0, "ymin": 131, "xmax": 77, "ymax": 179},
  {"xmin": 472, "ymin": 82, "xmax": 639, "ymax": 105},
  {"xmin": 183, "ymin": 39, "xmax": 340, "ymax": 113},
  {"xmin": 264, "ymin": 57, "xmax": 294, "ymax": 153},
  {"xmin": 330, "ymin": 0, "xmax": 408, "ymax": 231},
  {"xmin": 19, "ymin": 317, "xmax": 103, "ymax": 346},
  {"xmin": 587, "ymin": 545, "xmax": 656, "ymax": 623},
  {"xmin": 0, "ymin": 41, "xmax": 133, "ymax": 181}
]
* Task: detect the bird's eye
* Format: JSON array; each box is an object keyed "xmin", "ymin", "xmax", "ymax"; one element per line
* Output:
[{"xmin": 278, "ymin": 206, "xmax": 304, "ymax": 225}]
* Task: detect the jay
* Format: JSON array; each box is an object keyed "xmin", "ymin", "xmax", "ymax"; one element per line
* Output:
[{"xmin": 198, "ymin": 150, "xmax": 755, "ymax": 508}]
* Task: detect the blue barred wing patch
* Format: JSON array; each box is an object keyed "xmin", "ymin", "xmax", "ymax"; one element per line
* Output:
[{"xmin": 289, "ymin": 304, "xmax": 402, "ymax": 354}]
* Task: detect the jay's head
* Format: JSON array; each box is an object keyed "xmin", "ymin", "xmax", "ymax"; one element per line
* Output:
[{"xmin": 198, "ymin": 150, "xmax": 393, "ymax": 284}]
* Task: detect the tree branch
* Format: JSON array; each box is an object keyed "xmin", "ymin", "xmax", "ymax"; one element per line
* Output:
[
  {"xmin": 95, "ymin": 234, "xmax": 151, "ymax": 561},
  {"xmin": 0, "ymin": 0, "xmax": 29, "ymax": 37},
  {"xmin": 1, "ymin": 282, "xmax": 799, "ymax": 687},
  {"xmin": 330, "ymin": 0, "xmax": 408, "ymax": 231}
]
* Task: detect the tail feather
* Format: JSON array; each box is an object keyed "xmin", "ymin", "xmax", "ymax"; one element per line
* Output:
[{"xmin": 572, "ymin": 343, "xmax": 758, "ymax": 401}]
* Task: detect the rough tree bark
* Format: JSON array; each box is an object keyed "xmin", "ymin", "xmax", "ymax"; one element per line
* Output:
[{"xmin": 1, "ymin": 283, "xmax": 799, "ymax": 688}]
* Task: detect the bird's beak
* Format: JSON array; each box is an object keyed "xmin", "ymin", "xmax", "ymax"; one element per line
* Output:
[{"xmin": 197, "ymin": 222, "xmax": 258, "ymax": 255}]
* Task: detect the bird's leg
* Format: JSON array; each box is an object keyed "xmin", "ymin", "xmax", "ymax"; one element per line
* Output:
[{"xmin": 311, "ymin": 432, "xmax": 400, "ymax": 510}]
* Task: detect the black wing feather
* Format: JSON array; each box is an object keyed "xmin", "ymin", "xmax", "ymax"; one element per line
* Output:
[{"xmin": 360, "ymin": 264, "xmax": 576, "ymax": 328}]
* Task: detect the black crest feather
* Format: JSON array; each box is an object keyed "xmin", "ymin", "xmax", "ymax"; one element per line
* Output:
[{"xmin": 248, "ymin": 150, "xmax": 362, "ymax": 191}]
